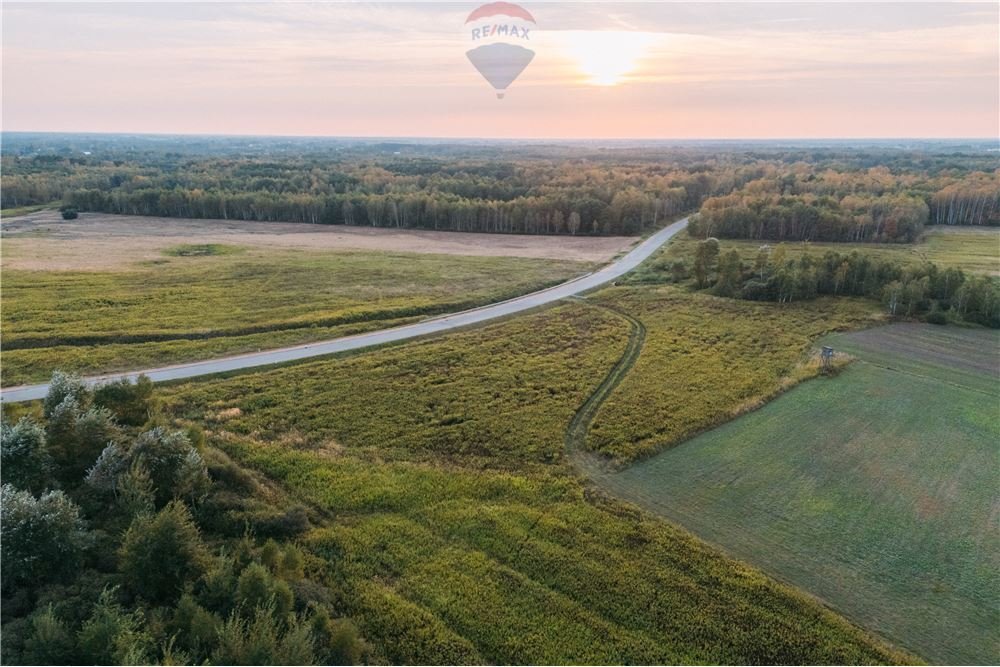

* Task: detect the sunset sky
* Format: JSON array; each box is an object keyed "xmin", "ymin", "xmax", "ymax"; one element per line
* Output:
[{"xmin": 3, "ymin": 1, "xmax": 998, "ymax": 139}]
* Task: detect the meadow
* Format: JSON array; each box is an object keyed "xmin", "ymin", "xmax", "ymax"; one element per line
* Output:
[
  {"xmin": 157, "ymin": 303, "xmax": 908, "ymax": 665},
  {"xmin": 597, "ymin": 324, "xmax": 1000, "ymax": 664},
  {"xmin": 0, "ymin": 247, "xmax": 588, "ymax": 386},
  {"xmin": 636, "ymin": 226, "xmax": 1000, "ymax": 280},
  {"xmin": 583, "ymin": 286, "xmax": 885, "ymax": 462}
]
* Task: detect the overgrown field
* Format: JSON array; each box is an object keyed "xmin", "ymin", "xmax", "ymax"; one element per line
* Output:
[
  {"xmin": 633, "ymin": 226, "xmax": 1000, "ymax": 281},
  {"xmin": 1, "ymin": 248, "xmax": 588, "ymax": 386},
  {"xmin": 158, "ymin": 303, "xmax": 908, "ymax": 664},
  {"xmin": 597, "ymin": 324, "xmax": 1000, "ymax": 664},
  {"xmin": 584, "ymin": 287, "xmax": 885, "ymax": 462}
]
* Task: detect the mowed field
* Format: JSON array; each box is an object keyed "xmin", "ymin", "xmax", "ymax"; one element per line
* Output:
[
  {"xmin": 1, "ymin": 213, "xmax": 607, "ymax": 385},
  {"xmin": 595, "ymin": 324, "xmax": 1000, "ymax": 664},
  {"xmin": 156, "ymin": 302, "xmax": 908, "ymax": 664}
]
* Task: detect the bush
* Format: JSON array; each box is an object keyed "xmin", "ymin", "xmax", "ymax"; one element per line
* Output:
[
  {"xmin": 59, "ymin": 206, "xmax": 79, "ymax": 220},
  {"xmin": 93, "ymin": 375, "xmax": 155, "ymax": 427},
  {"xmin": 1, "ymin": 484, "xmax": 91, "ymax": 592},
  {"xmin": 212, "ymin": 602, "xmax": 316, "ymax": 666},
  {"xmin": 21, "ymin": 605, "xmax": 77, "ymax": 665},
  {"xmin": 77, "ymin": 588, "xmax": 152, "ymax": 664},
  {"xmin": 43, "ymin": 371, "xmax": 90, "ymax": 419},
  {"xmin": 925, "ymin": 309, "xmax": 949, "ymax": 325},
  {"xmin": 118, "ymin": 501, "xmax": 208, "ymax": 603},
  {"xmin": 129, "ymin": 427, "xmax": 209, "ymax": 506},
  {"xmin": 45, "ymin": 396, "xmax": 120, "ymax": 483},
  {"xmin": 236, "ymin": 562, "xmax": 294, "ymax": 619},
  {"xmin": 1, "ymin": 417, "xmax": 54, "ymax": 494}
]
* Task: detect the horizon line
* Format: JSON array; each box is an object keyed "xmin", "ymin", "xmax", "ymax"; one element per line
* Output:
[{"xmin": 3, "ymin": 130, "xmax": 998, "ymax": 144}]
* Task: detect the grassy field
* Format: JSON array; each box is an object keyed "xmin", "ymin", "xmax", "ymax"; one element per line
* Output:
[
  {"xmin": 156, "ymin": 303, "xmax": 908, "ymax": 664},
  {"xmin": 596, "ymin": 324, "xmax": 1000, "ymax": 664},
  {"xmin": 630, "ymin": 226, "xmax": 1000, "ymax": 282},
  {"xmin": 583, "ymin": 286, "xmax": 885, "ymax": 463},
  {"xmin": 0, "ymin": 202, "xmax": 58, "ymax": 218},
  {"xmin": 1, "ymin": 248, "xmax": 588, "ymax": 385}
]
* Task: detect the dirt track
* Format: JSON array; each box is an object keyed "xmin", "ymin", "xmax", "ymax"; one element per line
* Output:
[{"xmin": 1, "ymin": 211, "xmax": 636, "ymax": 271}]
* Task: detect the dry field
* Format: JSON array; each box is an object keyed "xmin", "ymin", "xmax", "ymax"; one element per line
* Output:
[{"xmin": 0, "ymin": 211, "xmax": 635, "ymax": 271}]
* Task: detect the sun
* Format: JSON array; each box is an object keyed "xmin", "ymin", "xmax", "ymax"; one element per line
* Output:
[{"xmin": 560, "ymin": 31, "xmax": 657, "ymax": 86}]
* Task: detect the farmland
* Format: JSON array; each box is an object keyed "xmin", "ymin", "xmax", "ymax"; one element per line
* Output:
[
  {"xmin": 155, "ymin": 302, "xmax": 909, "ymax": 664},
  {"xmin": 1, "ymin": 238, "xmax": 590, "ymax": 386},
  {"xmin": 595, "ymin": 324, "xmax": 1000, "ymax": 664}
]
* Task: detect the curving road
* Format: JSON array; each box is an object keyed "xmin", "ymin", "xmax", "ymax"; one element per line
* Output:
[{"xmin": 1, "ymin": 217, "xmax": 688, "ymax": 403}]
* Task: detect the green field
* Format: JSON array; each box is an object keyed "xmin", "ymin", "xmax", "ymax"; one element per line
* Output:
[
  {"xmin": 0, "ymin": 249, "xmax": 588, "ymax": 386},
  {"xmin": 156, "ymin": 302, "xmax": 908, "ymax": 664},
  {"xmin": 595, "ymin": 324, "xmax": 1000, "ymax": 664}
]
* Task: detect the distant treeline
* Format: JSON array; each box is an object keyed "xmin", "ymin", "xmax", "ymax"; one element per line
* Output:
[
  {"xmin": 2, "ymin": 138, "xmax": 998, "ymax": 237},
  {"xmin": 662, "ymin": 239, "xmax": 1000, "ymax": 327},
  {"xmin": 689, "ymin": 169, "xmax": 999, "ymax": 244}
]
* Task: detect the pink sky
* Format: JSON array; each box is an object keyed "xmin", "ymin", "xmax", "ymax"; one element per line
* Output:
[{"xmin": 3, "ymin": 2, "xmax": 998, "ymax": 139}]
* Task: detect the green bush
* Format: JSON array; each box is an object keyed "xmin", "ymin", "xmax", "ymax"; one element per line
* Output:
[
  {"xmin": 93, "ymin": 375, "xmax": 155, "ymax": 427},
  {"xmin": 1, "ymin": 485, "xmax": 91, "ymax": 592},
  {"xmin": 1, "ymin": 417, "xmax": 53, "ymax": 494},
  {"xmin": 118, "ymin": 501, "xmax": 208, "ymax": 604}
]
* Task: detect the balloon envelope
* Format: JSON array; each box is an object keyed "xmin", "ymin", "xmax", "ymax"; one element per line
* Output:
[{"xmin": 466, "ymin": 43, "xmax": 534, "ymax": 94}]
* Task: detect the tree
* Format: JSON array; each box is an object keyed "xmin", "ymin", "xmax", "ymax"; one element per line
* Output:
[
  {"xmin": 118, "ymin": 501, "xmax": 209, "ymax": 603},
  {"xmin": 883, "ymin": 280, "xmax": 904, "ymax": 316},
  {"xmin": 45, "ymin": 396, "xmax": 119, "ymax": 483},
  {"xmin": 129, "ymin": 427, "xmax": 209, "ymax": 506},
  {"xmin": 567, "ymin": 211, "xmax": 581, "ymax": 235},
  {"xmin": 1, "ymin": 484, "xmax": 91, "ymax": 591},
  {"xmin": 21, "ymin": 606, "xmax": 77, "ymax": 665},
  {"xmin": 43, "ymin": 371, "xmax": 89, "ymax": 419},
  {"xmin": 713, "ymin": 250, "xmax": 743, "ymax": 297},
  {"xmin": 212, "ymin": 602, "xmax": 316, "ymax": 666},
  {"xmin": 236, "ymin": 562, "xmax": 294, "ymax": 619},
  {"xmin": 77, "ymin": 588, "xmax": 152, "ymax": 665},
  {"xmin": 1, "ymin": 417, "xmax": 54, "ymax": 494},
  {"xmin": 93, "ymin": 375, "xmax": 155, "ymax": 427},
  {"xmin": 60, "ymin": 206, "xmax": 79, "ymax": 220},
  {"xmin": 692, "ymin": 238, "xmax": 721, "ymax": 288}
]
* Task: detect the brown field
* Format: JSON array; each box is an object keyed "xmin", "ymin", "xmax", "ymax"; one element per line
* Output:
[{"xmin": 0, "ymin": 211, "xmax": 636, "ymax": 271}]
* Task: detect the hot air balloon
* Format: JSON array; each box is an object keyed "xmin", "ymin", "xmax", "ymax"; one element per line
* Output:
[{"xmin": 464, "ymin": 2, "xmax": 536, "ymax": 99}]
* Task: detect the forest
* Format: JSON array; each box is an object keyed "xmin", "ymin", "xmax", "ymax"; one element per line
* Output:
[
  {"xmin": 642, "ymin": 237, "xmax": 1000, "ymax": 327},
  {"xmin": 1, "ymin": 374, "xmax": 366, "ymax": 665},
  {"xmin": 2, "ymin": 134, "xmax": 997, "ymax": 238}
]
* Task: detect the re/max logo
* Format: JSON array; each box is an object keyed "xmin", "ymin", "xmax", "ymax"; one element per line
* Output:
[{"xmin": 470, "ymin": 24, "xmax": 530, "ymax": 40}]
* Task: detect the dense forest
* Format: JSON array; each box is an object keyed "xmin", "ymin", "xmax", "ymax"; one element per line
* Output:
[
  {"xmin": 1, "ymin": 375, "xmax": 367, "ymax": 665},
  {"xmin": 2, "ymin": 134, "xmax": 997, "ymax": 238},
  {"xmin": 689, "ymin": 168, "xmax": 999, "ymax": 243}
]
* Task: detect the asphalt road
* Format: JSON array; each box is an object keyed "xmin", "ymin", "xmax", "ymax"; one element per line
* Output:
[{"xmin": 1, "ymin": 217, "xmax": 688, "ymax": 403}]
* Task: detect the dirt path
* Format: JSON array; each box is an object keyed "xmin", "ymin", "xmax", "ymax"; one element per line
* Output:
[{"xmin": 563, "ymin": 299, "xmax": 646, "ymax": 476}]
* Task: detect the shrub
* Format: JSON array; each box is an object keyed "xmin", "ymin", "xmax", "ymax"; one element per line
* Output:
[
  {"xmin": 43, "ymin": 371, "xmax": 89, "ymax": 419},
  {"xmin": 45, "ymin": 396, "xmax": 119, "ymax": 482},
  {"xmin": 1, "ymin": 417, "xmax": 54, "ymax": 494},
  {"xmin": 129, "ymin": 427, "xmax": 209, "ymax": 506},
  {"xmin": 93, "ymin": 375, "xmax": 155, "ymax": 427},
  {"xmin": 118, "ymin": 501, "xmax": 208, "ymax": 603},
  {"xmin": 77, "ymin": 588, "xmax": 151, "ymax": 665},
  {"xmin": 1, "ymin": 484, "xmax": 91, "ymax": 592},
  {"xmin": 21, "ymin": 605, "xmax": 77, "ymax": 665},
  {"xmin": 59, "ymin": 206, "xmax": 79, "ymax": 220},
  {"xmin": 236, "ymin": 562, "xmax": 294, "ymax": 620},
  {"xmin": 212, "ymin": 602, "xmax": 316, "ymax": 666},
  {"xmin": 168, "ymin": 593, "xmax": 222, "ymax": 662}
]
